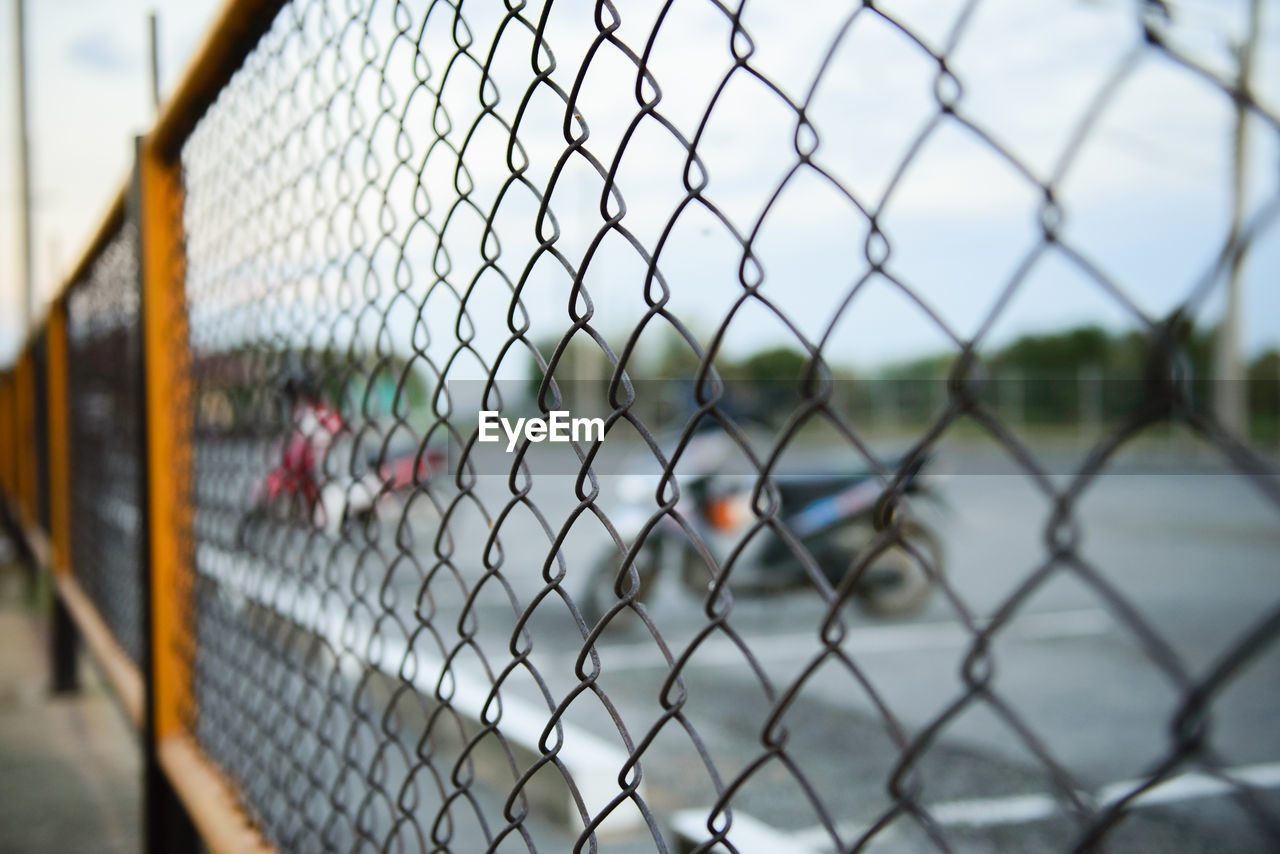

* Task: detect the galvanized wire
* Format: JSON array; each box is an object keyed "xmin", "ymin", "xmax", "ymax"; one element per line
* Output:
[{"xmin": 166, "ymin": 1, "xmax": 1280, "ymax": 852}]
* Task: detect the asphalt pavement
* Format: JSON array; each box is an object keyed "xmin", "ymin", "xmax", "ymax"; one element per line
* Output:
[{"xmin": 196, "ymin": 440, "xmax": 1280, "ymax": 852}]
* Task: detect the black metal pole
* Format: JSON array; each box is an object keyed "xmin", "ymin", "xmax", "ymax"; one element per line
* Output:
[{"xmin": 49, "ymin": 593, "xmax": 78, "ymax": 693}]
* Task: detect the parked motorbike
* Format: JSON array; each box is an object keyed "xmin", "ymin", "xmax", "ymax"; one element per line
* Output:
[
  {"xmin": 581, "ymin": 433, "xmax": 944, "ymax": 627},
  {"xmin": 236, "ymin": 378, "xmax": 443, "ymax": 545}
]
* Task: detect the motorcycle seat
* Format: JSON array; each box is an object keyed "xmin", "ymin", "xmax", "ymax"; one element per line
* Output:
[
  {"xmin": 773, "ymin": 473, "xmax": 875, "ymax": 508},
  {"xmin": 769, "ymin": 454, "xmax": 927, "ymax": 509}
]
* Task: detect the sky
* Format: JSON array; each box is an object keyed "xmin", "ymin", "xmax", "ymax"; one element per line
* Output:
[
  {"xmin": 0, "ymin": 0, "xmax": 222, "ymax": 363},
  {"xmin": 1, "ymin": 0, "xmax": 1278, "ymax": 374}
]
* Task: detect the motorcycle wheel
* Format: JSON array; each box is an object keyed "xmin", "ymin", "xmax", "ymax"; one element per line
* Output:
[
  {"xmin": 234, "ymin": 505, "xmax": 266, "ymax": 550},
  {"xmin": 338, "ymin": 503, "xmax": 374, "ymax": 539},
  {"xmin": 580, "ymin": 542, "xmax": 661, "ymax": 629},
  {"xmin": 852, "ymin": 521, "xmax": 943, "ymax": 617}
]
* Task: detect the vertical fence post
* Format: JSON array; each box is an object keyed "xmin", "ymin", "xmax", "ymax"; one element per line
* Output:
[
  {"xmin": 13, "ymin": 350, "xmax": 38, "ymax": 592},
  {"xmin": 47, "ymin": 299, "xmax": 79, "ymax": 692},
  {"xmin": 15, "ymin": 351, "xmax": 35, "ymax": 528},
  {"xmin": 0, "ymin": 374, "xmax": 14, "ymax": 537},
  {"xmin": 6, "ymin": 373, "xmax": 18, "ymax": 504},
  {"xmin": 136, "ymin": 136, "xmax": 199, "ymax": 853},
  {"xmin": 1, "ymin": 375, "xmax": 10, "ymax": 501}
]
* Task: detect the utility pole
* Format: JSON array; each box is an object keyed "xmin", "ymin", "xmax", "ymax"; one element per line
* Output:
[
  {"xmin": 14, "ymin": 0, "xmax": 34, "ymax": 337},
  {"xmin": 148, "ymin": 12, "xmax": 160, "ymax": 110},
  {"xmin": 1215, "ymin": 0, "xmax": 1261, "ymax": 437}
]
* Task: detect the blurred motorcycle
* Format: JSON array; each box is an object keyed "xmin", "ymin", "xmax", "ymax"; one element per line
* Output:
[
  {"xmin": 581, "ymin": 432, "xmax": 944, "ymax": 627},
  {"xmin": 236, "ymin": 377, "xmax": 444, "ymax": 544}
]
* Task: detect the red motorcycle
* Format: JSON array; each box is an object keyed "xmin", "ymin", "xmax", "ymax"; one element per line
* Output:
[{"xmin": 238, "ymin": 384, "xmax": 443, "ymax": 544}]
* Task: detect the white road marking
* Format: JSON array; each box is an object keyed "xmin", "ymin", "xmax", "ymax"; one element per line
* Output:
[
  {"xmin": 929, "ymin": 792, "xmax": 1060, "ymax": 827},
  {"xmin": 1096, "ymin": 761, "xmax": 1280, "ymax": 810},
  {"xmin": 582, "ymin": 608, "xmax": 1113, "ymax": 672},
  {"xmin": 790, "ymin": 761, "xmax": 1280, "ymax": 849}
]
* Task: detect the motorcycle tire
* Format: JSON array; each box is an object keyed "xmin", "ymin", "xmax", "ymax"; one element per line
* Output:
[
  {"xmin": 234, "ymin": 505, "xmax": 266, "ymax": 551},
  {"xmin": 852, "ymin": 521, "xmax": 943, "ymax": 617},
  {"xmin": 580, "ymin": 542, "xmax": 661, "ymax": 629}
]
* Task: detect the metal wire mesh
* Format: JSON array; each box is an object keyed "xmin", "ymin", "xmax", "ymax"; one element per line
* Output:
[
  {"xmin": 170, "ymin": 1, "xmax": 1279, "ymax": 852},
  {"xmin": 67, "ymin": 220, "xmax": 146, "ymax": 665}
]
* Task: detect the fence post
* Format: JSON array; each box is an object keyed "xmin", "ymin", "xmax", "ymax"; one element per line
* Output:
[
  {"xmin": 1, "ymin": 375, "xmax": 10, "ymax": 501},
  {"xmin": 14, "ymin": 349, "xmax": 38, "ymax": 592},
  {"xmin": 135, "ymin": 135, "xmax": 199, "ymax": 853},
  {"xmin": 46, "ymin": 299, "xmax": 79, "ymax": 692},
  {"xmin": 15, "ymin": 351, "xmax": 33, "ymax": 529}
]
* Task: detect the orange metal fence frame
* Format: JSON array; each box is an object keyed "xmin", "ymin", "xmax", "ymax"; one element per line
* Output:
[
  {"xmin": 139, "ymin": 137, "xmax": 272, "ymax": 853},
  {"xmin": 46, "ymin": 298, "xmax": 70, "ymax": 579}
]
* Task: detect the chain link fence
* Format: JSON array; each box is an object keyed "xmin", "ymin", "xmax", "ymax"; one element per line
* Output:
[
  {"xmin": 2, "ymin": 0, "xmax": 1278, "ymax": 852},
  {"xmin": 66, "ymin": 219, "xmax": 146, "ymax": 664},
  {"xmin": 157, "ymin": 0, "xmax": 1280, "ymax": 852}
]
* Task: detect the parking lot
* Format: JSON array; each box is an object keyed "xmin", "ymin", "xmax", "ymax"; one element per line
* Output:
[{"xmin": 201, "ymin": 438, "xmax": 1280, "ymax": 852}]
